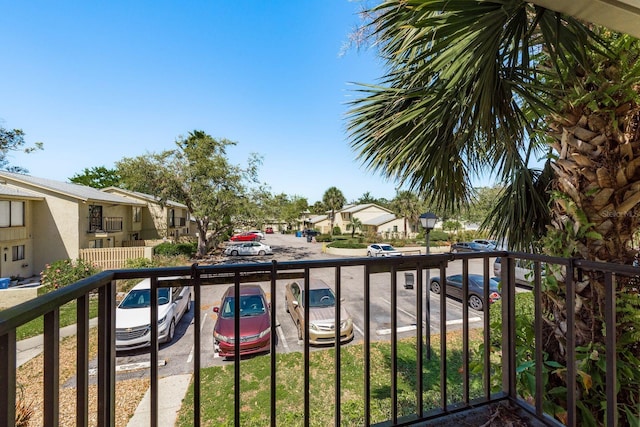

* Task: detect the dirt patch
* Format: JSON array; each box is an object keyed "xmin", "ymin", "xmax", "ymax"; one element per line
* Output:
[{"xmin": 16, "ymin": 328, "xmax": 149, "ymax": 426}]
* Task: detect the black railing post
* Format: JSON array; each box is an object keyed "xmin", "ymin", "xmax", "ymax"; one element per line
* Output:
[
  {"xmin": 0, "ymin": 330, "xmax": 16, "ymax": 427},
  {"xmin": 76, "ymin": 294, "xmax": 90, "ymax": 427},
  {"xmin": 97, "ymin": 280, "xmax": 116, "ymax": 427},
  {"xmin": 192, "ymin": 263, "xmax": 202, "ymax": 426}
]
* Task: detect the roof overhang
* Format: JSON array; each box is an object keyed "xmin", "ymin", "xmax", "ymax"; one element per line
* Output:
[{"xmin": 530, "ymin": 0, "xmax": 640, "ymax": 38}]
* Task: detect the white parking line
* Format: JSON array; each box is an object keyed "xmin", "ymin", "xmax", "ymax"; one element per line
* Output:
[
  {"xmin": 377, "ymin": 325, "xmax": 416, "ymax": 335},
  {"xmin": 93, "ymin": 359, "xmax": 167, "ymax": 376},
  {"xmin": 187, "ymin": 312, "xmax": 207, "ymax": 364},
  {"xmin": 275, "ymin": 317, "xmax": 290, "ymax": 353}
]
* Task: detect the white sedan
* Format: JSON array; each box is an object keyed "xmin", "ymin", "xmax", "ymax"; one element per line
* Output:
[
  {"xmin": 367, "ymin": 243, "xmax": 402, "ymax": 257},
  {"xmin": 224, "ymin": 241, "xmax": 273, "ymax": 256},
  {"xmin": 115, "ymin": 278, "xmax": 192, "ymax": 351}
]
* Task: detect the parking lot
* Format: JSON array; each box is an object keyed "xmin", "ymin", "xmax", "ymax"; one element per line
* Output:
[{"xmin": 115, "ymin": 233, "xmax": 500, "ymax": 376}]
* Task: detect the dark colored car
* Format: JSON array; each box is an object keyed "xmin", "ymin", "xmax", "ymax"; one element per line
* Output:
[
  {"xmin": 230, "ymin": 232, "xmax": 261, "ymax": 242},
  {"xmin": 450, "ymin": 241, "xmax": 486, "ymax": 253},
  {"xmin": 212, "ymin": 284, "xmax": 271, "ymax": 359},
  {"xmin": 429, "ymin": 274, "xmax": 501, "ymax": 311}
]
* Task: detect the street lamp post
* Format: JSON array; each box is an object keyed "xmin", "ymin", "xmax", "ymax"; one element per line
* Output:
[{"xmin": 419, "ymin": 212, "xmax": 438, "ymax": 360}]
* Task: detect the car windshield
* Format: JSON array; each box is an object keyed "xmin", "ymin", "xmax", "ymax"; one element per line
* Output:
[
  {"xmin": 220, "ymin": 295, "xmax": 266, "ymax": 318},
  {"xmin": 119, "ymin": 288, "xmax": 170, "ymax": 308},
  {"xmin": 304, "ymin": 288, "xmax": 336, "ymax": 308},
  {"xmin": 380, "ymin": 245, "xmax": 396, "ymax": 251}
]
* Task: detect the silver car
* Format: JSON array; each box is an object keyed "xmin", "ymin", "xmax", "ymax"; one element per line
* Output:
[{"xmin": 224, "ymin": 241, "xmax": 273, "ymax": 256}]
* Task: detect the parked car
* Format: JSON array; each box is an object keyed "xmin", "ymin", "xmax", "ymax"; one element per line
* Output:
[
  {"xmin": 230, "ymin": 232, "xmax": 261, "ymax": 242},
  {"xmin": 224, "ymin": 241, "xmax": 273, "ymax": 256},
  {"xmin": 472, "ymin": 239, "xmax": 498, "ymax": 250},
  {"xmin": 428, "ymin": 274, "xmax": 501, "ymax": 311},
  {"xmin": 493, "ymin": 257, "xmax": 542, "ymax": 287},
  {"xmin": 367, "ymin": 243, "xmax": 402, "ymax": 257},
  {"xmin": 115, "ymin": 278, "xmax": 192, "ymax": 351},
  {"xmin": 450, "ymin": 241, "xmax": 486, "ymax": 253},
  {"xmin": 284, "ymin": 279, "xmax": 353, "ymax": 345},
  {"xmin": 265, "ymin": 227, "xmax": 274, "ymax": 234},
  {"xmin": 248, "ymin": 230, "xmax": 265, "ymax": 240},
  {"xmin": 212, "ymin": 284, "xmax": 271, "ymax": 359}
]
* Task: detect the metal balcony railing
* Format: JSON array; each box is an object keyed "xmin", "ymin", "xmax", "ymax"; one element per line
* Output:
[
  {"xmin": 88, "ymin": 217, "xmax": 124, "ymax": 233},
  {"xmin": 0, "ymin": 252, "xmax": 632, "ymax": 426}
]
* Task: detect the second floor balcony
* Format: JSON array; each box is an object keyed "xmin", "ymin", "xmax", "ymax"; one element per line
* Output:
[
  {"xmin": 0, "ymin": 250, "xmax": 634, "ymax": 426},
  {"xmin": 88, "ymin": 217, "xmax": 124, "ymax": 233}
]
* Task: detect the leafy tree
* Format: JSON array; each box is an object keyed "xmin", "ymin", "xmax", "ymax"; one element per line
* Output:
[
  {"xmin": 0, "ymin": 126, "xmax": 43, "ymax": 173},
  {"xmin": 348, "ymin": 1, "xmax": 640, "ymax": 423},
  {"xmin": 309, "ymin": 201, "xmax": 326, "ymax": 215},
  {"xmin": 69, "ymin": 166, "xmax": 121, "ymax": 189},
  {"xmin": 346, "ymin": 216, "xmax": 362, "ymax": 238},
  {"xmin": 356, "ymin": 191, "xmax": 376, "ymax": 204},
  {"xmin": 117, "ymin": 130, "xmax": 260, "ymax": 257},
  {"xmin": 390, "ymin": 190, "xmax": 421, "ymax": 238},
  {"xmin": 322, "ymin": 186, "xmax": 346, "ymax": 237}
]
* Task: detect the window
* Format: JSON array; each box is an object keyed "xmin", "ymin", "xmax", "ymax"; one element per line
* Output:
[
  {"xmin": 0, "ymin": 201, "xmax": 24, "ymax": 227},
  {"xmin": 89, "ymin": 239, "xmax": 104, "ymax": 248},
  {"xmin": 169, "ymin": 208, "xmax": 175, "ymax": 227},
  {"xmin": 133, "ymin": 206, "xmax": 141, "ymax": 223},
  {"xmin": 89, "ymin": 205, "xmax": 103, "ymax": 231},
  {"xmin": 12, "ymin": 245, "xmax": 25, "ymax": 261}
]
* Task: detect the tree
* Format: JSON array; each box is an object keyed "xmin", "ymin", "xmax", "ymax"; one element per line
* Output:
[
  {"xmin": 390, "ymin": 190, "xmax": 421, "ymax": 238},
  {"xmin": 69, "ymin": 166, "xmax": 121, "ymax": 189},
  {"xmin": 322, "ymin": 187, "xmax": 346, "ymax": 237},
  {"xmin": 346, "ymin": 216, "xmax": 362, "ymax": 238},
  {"xmin": 347, "ymin": 1, "xmax": 640, "ymax": 423},
  {"xmin": 0, "ymin": 126, "xmax": 43, "ymax": 173},
  {"xmin": 117, "ymin": 130, "xmax": 260, "ymax": 257}
]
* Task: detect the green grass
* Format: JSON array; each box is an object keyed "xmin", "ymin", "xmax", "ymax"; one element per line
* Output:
[
  {"xmin": 176, "ymin": 330, "xmax": 487, "ymax": 427},
  {"xmin": 15, "ymin": 297, "xmax": 99, "ymax": 341}
]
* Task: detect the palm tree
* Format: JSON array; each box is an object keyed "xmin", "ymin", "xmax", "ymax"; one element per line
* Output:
[
  {"xmin": 347, "ymin": 1, "xmax": 640, "ymax": 422},
  {"xmin": 322, "ymin": 187, "xmax": 346, "ymax": 237},
  {"xmin": 390, "ymin": 190, "xmax": 421, "ymax": 238},
  {"xmin": 346, "ymin": 216, "xmax": 363, "ymax": 238}
]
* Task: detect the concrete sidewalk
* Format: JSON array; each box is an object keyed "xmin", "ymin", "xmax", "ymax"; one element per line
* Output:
[{"xmin": 16, "ymin": 321, "xmax": 190, "ymax": 427}]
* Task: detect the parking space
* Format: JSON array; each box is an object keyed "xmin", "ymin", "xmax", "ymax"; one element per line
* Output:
[{"xmin": 116, "ymin": 234, "xmax": 505, "ymax": 372}]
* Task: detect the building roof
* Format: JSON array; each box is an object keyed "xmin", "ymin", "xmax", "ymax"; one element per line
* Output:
[
  {"xmin": 0, "ymin": 184, "xmax": 44, "ymax": 200},
  {"xmin": 0, "ymin": 172, "xmax": 145, "ymax": 206},
  {"xmin": 308, "ymin": 215, "xmax": 328, "ymax": 224},
  {"xmin": 362, "ymin": 213, "xmax": 398, "ymax": 226},
  {"xmin": 339, "ymin": 203, "xmax": 392, "ymax": 214},
  {"xmin": 102, "ymin": 187, "xmax": 187, "ymax": 208}
]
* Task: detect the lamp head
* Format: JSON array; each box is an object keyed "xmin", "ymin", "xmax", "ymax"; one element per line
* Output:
[{"xmin": 419, "ymin": 212, "xmax": 438, "ymax": 230}]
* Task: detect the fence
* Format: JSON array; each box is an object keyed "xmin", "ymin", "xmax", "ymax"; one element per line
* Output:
[
  {"xmin": 79, "ymin": 246, "xmax": 153, "ymax": 270},
  {"xmin": 122, "ymin": 239, "xmax": 166, "ymax": 248}
]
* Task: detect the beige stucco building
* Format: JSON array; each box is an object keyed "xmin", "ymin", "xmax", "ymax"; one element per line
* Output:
[
  {"xmin": 305, "ymin": 203, "xmax": 413, "ymax": 237},
  {"xmin": 102, "ymin": 187, "xmax": 193, "ymax": 241}
]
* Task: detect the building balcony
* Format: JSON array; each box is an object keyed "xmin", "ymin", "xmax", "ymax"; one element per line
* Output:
[{"xmin": 0, "ymin": 252, "xmax": 630, "ymax": 426}]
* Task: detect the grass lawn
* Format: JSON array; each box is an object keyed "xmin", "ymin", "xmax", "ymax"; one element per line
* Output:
[
  {"xmin": 176, "ymin": 329, "xmax": 489, "ymax": 427},
  {"xmin": 15, "ymin": 297, "xmax": 99, "ymax": 341}
]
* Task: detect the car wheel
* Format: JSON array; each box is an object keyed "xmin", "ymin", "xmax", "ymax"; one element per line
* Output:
[
  {"xmin": 285, "ymin": 297, "xmax": 289, "ymax": 313},
  {"xmin": 452, "ymin": 249, "xmax": 458, "ymax": 253},
  {"xmin": 468, "ymin": 295, "xmax": 483, "ymax": 311},
  {"xmin": 166, "ymin": 319, "xmax": 176, "ymax": 343},
  {"xmin": 297, "ymin": 321, "xmax": 303, "ymax": 340},
  {"xmin": 231, "ymin": 250, "xmax": 238, "ymax": 256},
  {"xmin": 430, "ymin": 280, "xmax": 441, "ymax": 294},
  {"xmin": 367, "ymin": 251, "xmax": 372, "ymax": 257},
  {"xmin": 186, "ymin": 294, "xmax": 192, "ymax": 312},
  {"xmin": 258, "ymin": 250, "xmax": 265, "ymax": 256}
]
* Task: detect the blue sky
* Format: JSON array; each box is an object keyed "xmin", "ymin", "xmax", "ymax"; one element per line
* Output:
[{"xmin": 0, "ymin": 0, "xmax": 414, "ymax": 204}]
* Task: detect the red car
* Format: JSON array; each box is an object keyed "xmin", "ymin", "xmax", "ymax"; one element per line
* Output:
[
  {"xmin": 212, "ymin": 284, "xmax": 271, "ymax": 359},
  {"xmin": 265, "ymin": 227, "xmax": 274, "ymax": 234},
  {"xmin": 230, "ymin": 232, "xmax": 260, "ymax": 242}
]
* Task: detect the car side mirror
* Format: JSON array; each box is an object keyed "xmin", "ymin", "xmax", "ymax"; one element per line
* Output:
[
  {"xmin": 213, "ymin": 306, "xmax": 219, "ymax": 313},
  {"xmin": 292, "ymin": 300, "xmax": 299, "ymax": 307}
]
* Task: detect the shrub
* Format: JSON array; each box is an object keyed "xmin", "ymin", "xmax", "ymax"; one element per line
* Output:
[
  {"xmin": 315, "ymin": 234, "xmax": 333, "ymax": 242},
  {"xmin": 40, "ymin": 259, "xmax": 101, "ymax": 293},
  {"xmin": 332, "ymin": 226, "xmax": 342, "ymax": 235},
  {"xmin": 154, "ymin": 241, "xmax": 197, "ymax": 257},
  {"xmin": 326, "ymin": 240, "xmax": 367, "ymax": 249}
]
